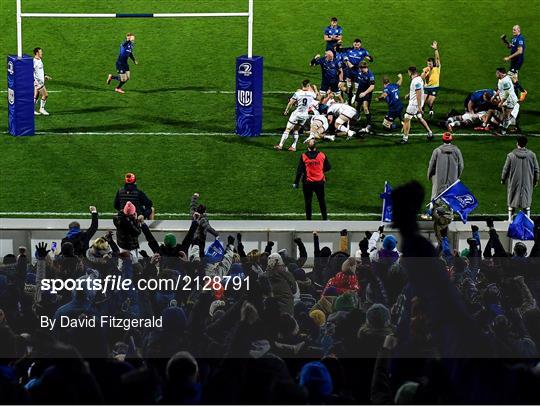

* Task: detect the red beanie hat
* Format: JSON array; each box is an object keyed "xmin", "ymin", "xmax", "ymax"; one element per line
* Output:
[
  {"xmin": 442, "ymin": 132, "xmax": 453, "ymax": 142},
  {"xmin": 123, "ymin": 201, "xmax": 136, "ymax": 216},
  {"xmin": 125, "ymin": 173, "xmax": 136, "ymax": 184}
]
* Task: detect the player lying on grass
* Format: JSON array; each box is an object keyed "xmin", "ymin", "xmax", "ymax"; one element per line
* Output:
[
  {"xmin": 33, "ymin": 47, "xmax": 52, "ymax": 116},
  {"xmin": 107, "ymin": 33, "xmax": 137, "ymax": 94},
  {"xmin": 303, "ymin": 114, "xmax": 335, "ymax": 144},
  {"xmin": 377, "ymin": 73, "xmax": 404, "ymax": 131},
  {"xmin": 321, "ymin": 97, "xmax": 358, "ymax": 140},
  {"xmin": 275, "ymin": 80, "xmax": 319, "ymax": 151}
]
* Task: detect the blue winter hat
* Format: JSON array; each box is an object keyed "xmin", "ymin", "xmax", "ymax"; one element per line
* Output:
[
  {"xmin": 299, "ymin": 361, "xmax": 333, "ymax": 397},
  {"xmin": 383, "ymin": 235, "xmax": 397, "ymax": 251}
]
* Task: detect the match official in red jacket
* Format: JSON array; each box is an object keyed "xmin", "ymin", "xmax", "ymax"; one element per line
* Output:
[{"xmin": 293, "ymin": 140, "xmax": 331, "ymax": 220}]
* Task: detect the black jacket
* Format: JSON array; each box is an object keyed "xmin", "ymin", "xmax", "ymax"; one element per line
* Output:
[
  {"xmin": 113, "ymin": 212, "xmax": 141, "ymax": 250},
  {"xmin": 61, "ymin": 212, "xmax": 99, "ymax": 257}
]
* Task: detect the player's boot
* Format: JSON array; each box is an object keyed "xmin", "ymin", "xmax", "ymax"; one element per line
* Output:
[
  {"xmin": 346, "ymin": 130, "xmax": 356, "ymax": 140},
  {"xmin": 288, "ymin": 146, "xmax": 296, "ymax": 152},
  {"xmin": 274, "ymin": 145, "xmax": 283, "ymax": 150},
  {"xmin": 519, "ymin": 90, "xmax": 527, "ymax": 102},
  {"xmin": 39, "ymin": 108, "xmax": 49, "ymax": 116},
  {"xmin": 34, "ymin": 110, "xmax": 40, "ymax": 116},
  {"xmin": 446, "ymin": 121, "xmax": 454, "ymax": 132},
  {"xmin": 399, "ymin": 137, "xmax": 408, "ymax": 145},
  {"xmin": 326, "ymin": 135, "xmax": 335, "ymax": 141},
  {"xmin": 303, "ymin": 135, "xmax": 315, "ymax": 144},
  {"xmin": 427, "ymin": 131, "xmax": 434, "ymax": 141},
  {"xmin": 115, "ymin": 88, "xmax": 125, "ymax": 94},
  {"xmin": 107, "ymin": 74, "xmax": 113, "ymax": 85}
]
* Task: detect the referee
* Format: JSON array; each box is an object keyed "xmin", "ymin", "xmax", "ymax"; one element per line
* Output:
[{"xmin": 293, "ymin": 140, "xmax": 331, "ymax": 220}]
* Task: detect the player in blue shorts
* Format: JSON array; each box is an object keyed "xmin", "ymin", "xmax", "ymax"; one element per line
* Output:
[
  {"xmin": 501, "ymin": 25, "xmax": 525, "ymax": 76},
  {"xmin": 377, "ymin": 73, "xmax": 404, "ymax": 131},
  {"xmin": 350, "ymin": 62, "xmax": 375, "ymax": 133},
  {"xmin": 311, "ymin": 51, "xmax": 344, "ymax": 102},
  {"xmin": 323, "ymin": 17, "xmax": 343, "ymax": 51},
  {"xmin": 337, "ymin": 39, "xmax": 373, "ymax": 103},
  {"xmin": 107, "ymin": 33, "xmax": 137, "ymax": 94}
]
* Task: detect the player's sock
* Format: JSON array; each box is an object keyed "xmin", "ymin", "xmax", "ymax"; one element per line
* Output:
[
  {"xmin": 116, "ymin": 81, "xmax": 126, "ymax": 89},
  {"xmin": 279, "ymin": 132, "xmax": 289, "ymax": 147},
  {"xmin": 515, "ymin": 81, "xmax": 525, "ymax": 93},
  {"xmin": 508, "ymin": 207, "xmax": 514, "ymax": 222},
  {"xmin": 291, "ymin": 132, "xmax": 299, "ymax": 148},
  {"xmin": 526, "ymin": 207, "xmax": 531, "ymax": 218},
  {"xmin": 40, "ymin": 99, "xmax": 46, "ymax": 110},
  {"xmin": 337, "ymin": 124, "xmax": 349, "ymax": 133},
  {"xmin": 366, "ymin": 113, "xmax": 372, "ymax": 126}
]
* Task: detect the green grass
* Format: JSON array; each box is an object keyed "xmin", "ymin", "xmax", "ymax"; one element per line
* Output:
[{"xmin": 1, "ymin": 0, "xmax": 539, "ymax": 219}]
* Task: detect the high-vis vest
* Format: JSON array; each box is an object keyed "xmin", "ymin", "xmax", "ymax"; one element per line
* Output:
[{"xmin": 302, "ymin": 152, "xmax": 326, "ymax": 182}]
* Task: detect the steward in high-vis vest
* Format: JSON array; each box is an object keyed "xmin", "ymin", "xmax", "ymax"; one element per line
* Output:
[
  {"xmin": 114, "ymin": 173, "xmax": 155, "ymax": 219},
  {"xmin": 293, "ymin": 140, "xmax": 331, "ymax": 220}
]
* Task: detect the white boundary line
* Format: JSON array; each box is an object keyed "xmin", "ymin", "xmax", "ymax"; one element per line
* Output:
[
  {"xmin": 0, "ymin": 90, "xmax": 380, "ymax": 95},
  {"xmin": 0, "ymin": 211, "xmax": 522, "ymax": 217},
  {"xmin": 30, "ymin": 131, "xmax": 540, "ymax": 137}
]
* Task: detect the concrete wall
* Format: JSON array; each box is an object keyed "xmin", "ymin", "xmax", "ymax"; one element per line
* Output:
[{"xmin": 1, "ymin": 218, "xmax": 534, "ymax": 265}]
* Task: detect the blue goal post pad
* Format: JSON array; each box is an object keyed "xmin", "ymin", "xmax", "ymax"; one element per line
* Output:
[
  {"xmin": 235, "ymin": 56, "xmax": 263, "ymax": 137},
  {"xmin": 7, "ymin": 55, "xmax": 35, "ymax": 136}
]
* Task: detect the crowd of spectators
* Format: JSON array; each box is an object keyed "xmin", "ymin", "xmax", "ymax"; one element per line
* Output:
[{"xmin": 1, "ymin": 182, "xmax": 540, "ymax": 404}]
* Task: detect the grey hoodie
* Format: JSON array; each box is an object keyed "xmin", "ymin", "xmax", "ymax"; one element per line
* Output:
[
  {"xmin": 427, "ymin": 143, "xmax": 464, "ymax": 198},
  {"xmin": 502, "ymin": 147, "xmax": 539, "ymax": 208}
]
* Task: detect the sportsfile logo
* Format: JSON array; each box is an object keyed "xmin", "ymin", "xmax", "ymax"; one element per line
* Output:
[
  {"xmin": 237, "ymin": 90, "xmax": 252, "ymax": 106},
  {"xmin": 7, "ymin": 88, "xmax": 14, "ymax": 105},
  {"xmin": 455, "ymin": 194, "xmax": 475, "ymax": 207},
  {"xmin": 238, "ymin": 62, "xmax": 252, "ymax": 77},
  {"xmin": 7, "ymin": 61, "xmax": 14, "ymax": 75}
]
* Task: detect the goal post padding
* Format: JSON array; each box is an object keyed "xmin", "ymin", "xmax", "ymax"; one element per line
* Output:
[
  {"xmin": 235, "ymin": 55, "xmax": 263, "ymax": 137},
  {"xmin": 7, "ymin": 55, "xmax": 34, "ymax": 136}
]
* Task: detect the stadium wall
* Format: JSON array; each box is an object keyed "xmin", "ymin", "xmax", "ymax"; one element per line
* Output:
[{"xmin": 0, "ymin": 219, "xmax": 532, "ymax": 264}]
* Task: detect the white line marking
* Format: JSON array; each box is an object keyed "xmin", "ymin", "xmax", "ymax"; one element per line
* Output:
[
  {"xmin": 0, "ymin": 211, "xmax": 524, "ymax": 217},
  {"xmin": 31, "ymin": 131, "xmax": 540, "ymax": 137},
  {"xmin": 1, "ymin": 89, "xmax": 382, "ymax": 95}
]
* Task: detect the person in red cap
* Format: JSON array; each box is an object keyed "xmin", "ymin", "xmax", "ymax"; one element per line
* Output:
[
  {"xmin": 114, "ymin": 172, "xmax": 155, "ymax": 219},
  {"xmin": 427, "ymin": 131, "xmax": 464, "ymax": 203}
]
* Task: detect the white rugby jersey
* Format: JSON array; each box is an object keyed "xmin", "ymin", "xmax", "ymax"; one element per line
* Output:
[
  {"xmin": 292, "ymin": 90, "xmax": 317, "ymax": 113},
  {"xmin": 33, "ymin": 58, "xmax": 44, "ymax": 86}
]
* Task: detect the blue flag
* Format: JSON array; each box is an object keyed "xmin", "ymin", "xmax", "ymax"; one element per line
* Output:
[
  {"xmin": 205, "ymin": 239, "xmax": 225, "ymax": 263},
  {"xmin": 433, "ymin": 180, "xmax": 478, "ymax": 223},
  {"xmin": 379, "ymin": 181, "xmax": 393, "ymax": 222},
  {"xmin": 507, "ymin": 211, "xmax": 535, "ymax": 241}
]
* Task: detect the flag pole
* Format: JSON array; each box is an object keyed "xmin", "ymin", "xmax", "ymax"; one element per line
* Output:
[
  {"xmin": 425, "ymin": 178, "xmax": 461, "ymax": 207},
  {"xmin": 381, "ymin": 181, "xmax": 387, "ymax": 223}
]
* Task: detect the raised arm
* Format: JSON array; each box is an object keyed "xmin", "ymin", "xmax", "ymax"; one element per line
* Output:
[
  {"xmin": 396, "ymin": 73, "xmax": 403, "ymax": 87},
  {"xmin": 432, "ymin": 41, "xmax": 441, "ymax": 66}
]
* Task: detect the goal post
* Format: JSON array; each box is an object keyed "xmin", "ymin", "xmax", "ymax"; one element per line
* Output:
[{"xmin": 8, "ymin": 0, "xmax": 262, "ymax": 136}]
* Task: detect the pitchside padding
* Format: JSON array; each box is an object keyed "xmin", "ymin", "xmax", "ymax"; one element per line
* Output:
[
  {"xmin": 236, "ymin": 56, "xmax": 263, "ymax": 136},
  {"xmin": 7, "ymin": 55, "xmax": 34, "ymax": 136}
]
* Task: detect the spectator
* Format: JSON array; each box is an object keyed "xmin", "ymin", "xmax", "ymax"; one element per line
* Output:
[
  {"xmin": 501, "ymin": 135, "xmax": 539, "ymax": 221},
  {"xmin": 114, "ymin": 172, "xmax": 154, "ymax": 220},
  {"xmin": 61, "ymin": 206, "xmax": 99, "ymax": 257},
  {"xmin": 189, "ymin": 192, "xmax": 218, "ymax": 253},
  {"xmin": 113, "ymin": 201, "xmax": 142, "ymax": 254}
]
